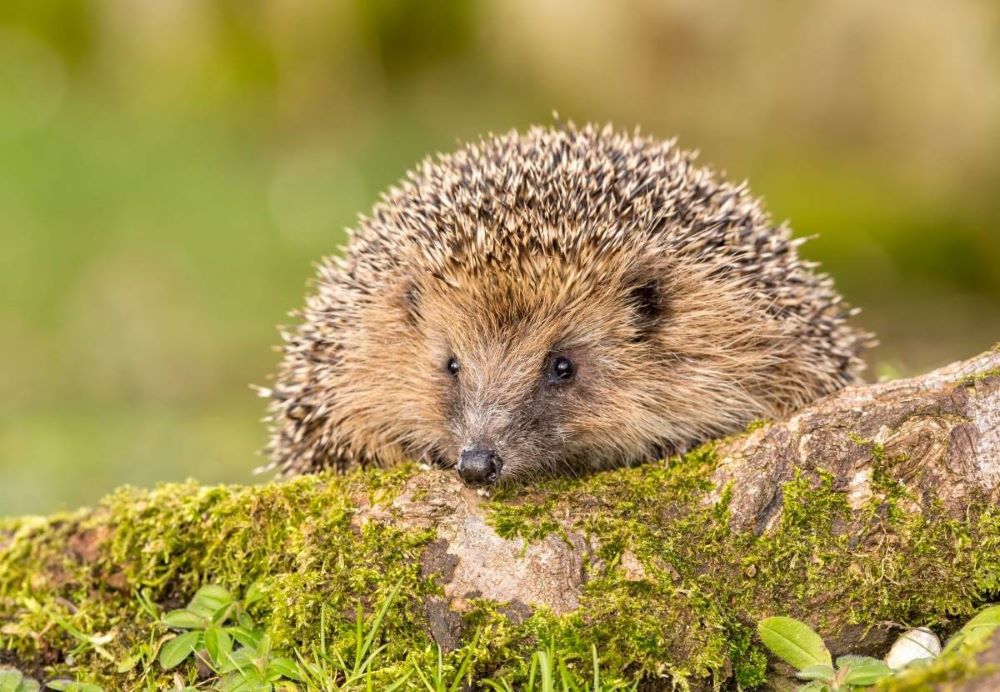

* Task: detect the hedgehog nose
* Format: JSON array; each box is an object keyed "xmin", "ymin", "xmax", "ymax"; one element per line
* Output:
[{"xmin": 457, "ymin": 448, "xmax": 502, "ymax": 486}]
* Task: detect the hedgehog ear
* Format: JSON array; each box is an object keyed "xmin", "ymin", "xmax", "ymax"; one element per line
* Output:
[
  {"xmin": 625, "ymin": 276, "xmax": 669, "ymax": 340},
  {"xmin": 398, "ymin": 280, "xmax": 422, "ymax": 326}
]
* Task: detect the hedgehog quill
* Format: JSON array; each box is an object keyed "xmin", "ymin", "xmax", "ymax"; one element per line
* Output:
[{"xmin": 261, "ymin": 124, "xmax": 873, "ymax": 487}]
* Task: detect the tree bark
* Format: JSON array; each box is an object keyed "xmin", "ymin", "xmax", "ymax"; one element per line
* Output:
[{"xmin": 711, "ymin": 348, "xmax": 1000, "ymax": 534}]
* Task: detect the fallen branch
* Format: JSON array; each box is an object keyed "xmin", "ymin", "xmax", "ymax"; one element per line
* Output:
[{"xmin": 1, "ymin": 348, "xmax": 998, "ymax": 689}]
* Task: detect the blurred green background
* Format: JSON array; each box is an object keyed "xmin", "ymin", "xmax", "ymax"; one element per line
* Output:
[{"xmin": 2, "ymin": 1, "xmax": 998, "ymax": 514}]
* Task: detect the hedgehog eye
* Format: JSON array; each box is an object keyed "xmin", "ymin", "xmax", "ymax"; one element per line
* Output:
[
  {"xmin": 547, "ymin": 354, "xmax": 575, "ymax": 383},
  {"xmin": 445, "ymin": 357, "xmax": 461, "ymax": 376}
]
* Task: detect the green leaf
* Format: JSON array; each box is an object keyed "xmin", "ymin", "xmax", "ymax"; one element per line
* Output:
[
  {"xmin": 797, "ymin": 682, "xmax": 830, "ymax": 691},
  {"xmin": 0, "ymin": 670, "xmax": 24, "ymax": 692},
  {"xmin": 162, "ymin": 609, "xmax": 206, "ymax": 630},
  {"xmin": 204, "ymin": 628, "xmax": 219, "ymax": 662},
  {"xmin": 557, "ymin": 655, "xmax": 583, "ymax": 692},
  {"xmin": 158, "ymin": 631, "xmax": 201, "ymax": 670},
  {"xmin": 212, "ymin": 605, "xmax": 236, "ymax": 626},
  {"xmin": 205, "ymin": 627, "xmax": 232, "ymax": 666},
  {"xmin": 14, "ymin": 677, "xmax": 39, "ymax": 692},
  {"xmin": 115, "ymin": 652, "xmax": 141, "ymax": 674},
  {"xmin": 837, "ymin": 656, "xmax": 892, "ymax": 686},
  {"xmin": 449, "ymin": 640, "xmax": 478, "ymax": 692},
  {"xmin": 0, "ymin": 671, "xmax": 38, "ymax": 692},
  {"xmin": 219, "ymin": 671, "xmax": 267, "ymax": 692},
  {"xmin": 253, "ymin": 633, "xmax": 272, "ymax": 658},
  {"xmin": 243, "ymin": 580, "xmax": 266, "ymax": 608},
  {"xmin": 217, "ymin": 647, "xmax": 259, "ymax": 675},
  {"xmin": 266, "ymin": 657, "xmax": 303, "ymax": 681},
  {"xmin": 229, "ymin": 626, "xmax": 263, "ymax": 649},
  {"xmin": 836, "ymin": 655, "xmax": 882, "ymax": 666},
  {"xmin": 795, "ymin": 664, "xmax": 835, "ymax": 682},
  {"xmin": 961, "ymin": 605, "xmax": 1000, "ymax": 631},
  {"xmin": 44, "ymin": 683, "xmax": 103, "ymax": 692},
  {"xmin": 188, "ymin": 585, "xmax": 233, "ymax": 619},
  {"xmin": 194, "ymin": 584, "xmax": 232, "ymax": 603},
  {"xmin": 382, "ymin": 671, "xmax": 414, "ymax": 692},
  {"xmin": 758, "ymin": 617, "xmax": 833, "ymax": 670},
  {"xmin": 942, "ymin": 605, "xmax": 1000, "ymax": 656}
]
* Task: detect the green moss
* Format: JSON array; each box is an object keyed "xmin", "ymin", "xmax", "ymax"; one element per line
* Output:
[
  {"xmin": 487, "ymin": 485, "xmax": 566, "ymax": 543},
  {"xmin": 956, "ymin": 366, "xmax": 1000, "ymax": 387},
  {"xmin": 849, "ymin": 433, "xmax": 909, "ymax": 500},
  {"xmin": 480, "ymin": 442, "xmax": 1000, "ymax": 687},
  {"xmin": 2, "ymin": 444, "xmax": 1000, "ymax": 689},
  {"xmin": 744, "ymin": 418, "xmax": 772, "ymax": 434},
  {"xmin": 0, "ymin": 466, "xmax": 434, "ymax": 687}
]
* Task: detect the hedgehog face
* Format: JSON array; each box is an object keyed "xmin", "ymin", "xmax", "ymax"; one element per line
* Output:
[{"xmin": 399, "ymin": 258, "xmax": 673, "ymax": 486}]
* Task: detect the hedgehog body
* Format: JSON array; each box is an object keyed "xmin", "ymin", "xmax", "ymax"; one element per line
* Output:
[{"xmin": 264, "ymin": 124, "xmax": 872, "ymax": 486}]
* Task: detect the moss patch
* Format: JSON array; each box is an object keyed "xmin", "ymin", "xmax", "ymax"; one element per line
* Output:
[
  {"xmin": 0, "ymin": 467, "xmax": 436, "ymax": 687},
  {"xmin": 957, "ymin": 366, "xmax": 1000, "ymax": 387},
  {"xmin": 2, "ymin": 444, "xmax": 999, "ymax": 688},
  {"xmin": 478, "ymin": 445, "xmax": 1000, "ymax": 687}
]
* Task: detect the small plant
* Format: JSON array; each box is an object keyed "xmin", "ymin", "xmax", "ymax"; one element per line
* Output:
[
  {"xmin": 292, "ymin": 581, "xmax": 406, "ymax": 691},
  {"xmin": 0, "ymin": 668, "xmax": 105, "ymax": 692},
  {"xmin": 43, "ymin": 683, "xmax": 103, "ymax": 692},
  {"xmin": 116, "ymin": 588, "xmax": 175, "ymax": 683},
  {"xmin": 409, "ymin": 634, "xmax": 479, "ymax": 692},
  {"xmin": 22, "ymin": 599, "xmax": 115, "ymax": 666},
  {"xmin": 214, "ymin": 633, "xmax": 301, "ymax": 691},
  {"xmin": 0, "ymin": 668, "xmax": 40, "ymax": 692},
  {"xmin": 757, "ymin": 617, "xmax": 891, "ymax": 691},
  {"xmin": 940, "ymin": 605, "xmax": 1000, "ymax": 657},
  {"xmin": 758, "ymin": 606, "xmax": 1000, "ymax": 690},
  {"xmin": 158, "ymin": 581, "xmax": 302, "ymax": 690},
  {"xmin": 160, "ymin": 584, "xmax": 250, "ymax": 670},
  {"xmin": 481, "ymin": 642, "xmax": 638, "ymax": 692}
]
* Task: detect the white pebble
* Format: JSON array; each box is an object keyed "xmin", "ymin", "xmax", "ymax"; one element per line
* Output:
[{"xmin": 885, "ymin": 628, "xmax": 942, "ymax": 670}]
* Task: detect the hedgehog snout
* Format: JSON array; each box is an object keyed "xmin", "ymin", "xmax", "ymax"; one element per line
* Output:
[{"xmin": 456, "ymin": 447, "xmax": 503, "ymax": 487}]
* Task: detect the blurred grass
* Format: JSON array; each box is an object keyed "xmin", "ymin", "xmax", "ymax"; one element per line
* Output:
[{"xmin": 1, "ymin": 1, "xmax": 999, "ymax": 514}]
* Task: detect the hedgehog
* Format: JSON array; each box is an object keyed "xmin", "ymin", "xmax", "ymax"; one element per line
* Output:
[{"xmin": 261, "ymin": 123, "xmax": 873, "ymax": 487}]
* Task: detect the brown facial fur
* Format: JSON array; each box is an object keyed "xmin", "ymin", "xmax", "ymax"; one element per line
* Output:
[{"xmin": 262, "ymin": 124, "xmax": 873, "ymax": 485}]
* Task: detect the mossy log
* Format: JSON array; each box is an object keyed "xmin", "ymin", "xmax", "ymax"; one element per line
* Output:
[{"xmin": 1, "ymin": 349, "xmax": 998, "ymax": 689}]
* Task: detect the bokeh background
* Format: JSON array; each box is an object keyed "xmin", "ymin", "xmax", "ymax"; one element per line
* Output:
[{"xmin": 2, "ymin": 1, "xmax": 999, "ymax": 514}]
